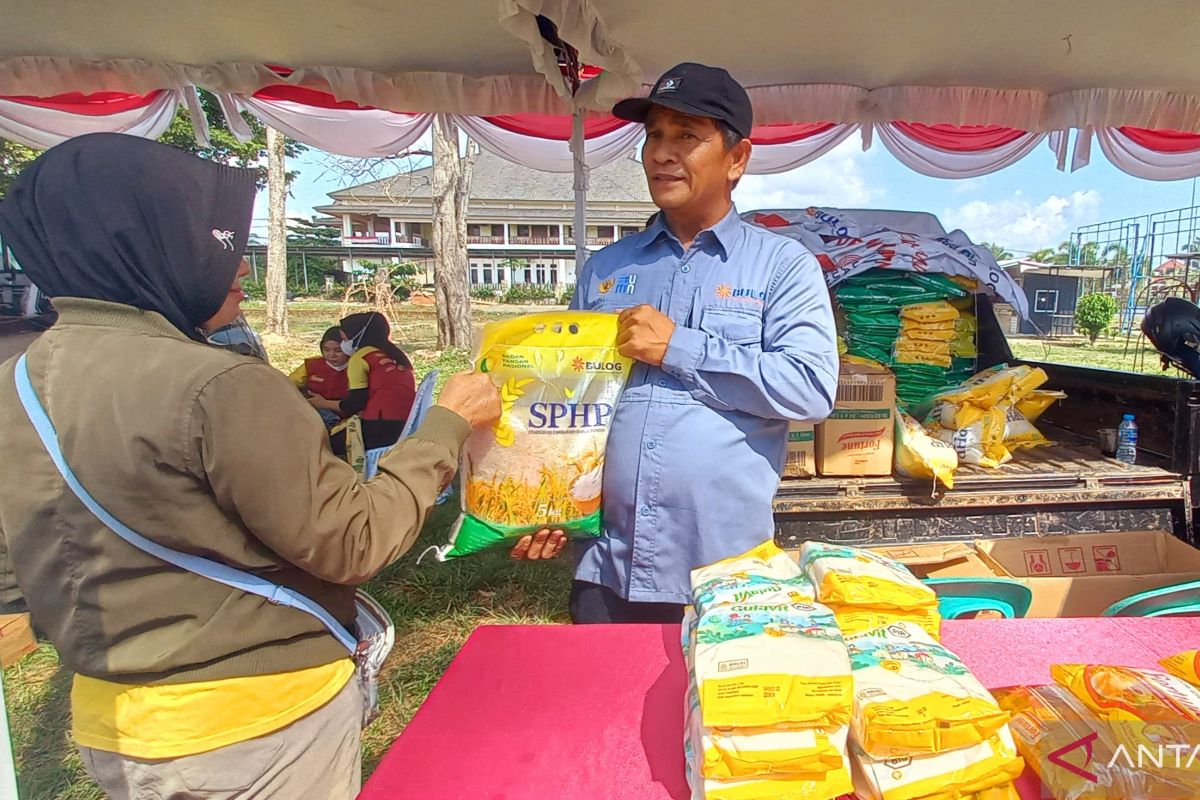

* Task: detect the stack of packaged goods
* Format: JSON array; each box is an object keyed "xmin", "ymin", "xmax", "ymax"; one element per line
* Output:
[
  {"xmin": 834, "ymin": 270, "xmax": 977, "ymax": 412},
  {"xmin": 844, "ymin": 622, "xmax": 1024, "ymax": 800},
  {"xmin": 683, "ymin": 543, "xmax": 855, "ymax": 800},
  {"xmin": 799, "ymin": 542, "xmax": 942, "ymax": 640},
  {"xmin": 926, "ymin": 365, "xmax": 1063, "ymax": 469},
  {"xmin": 995, "ymin": 663, "xmax": 1200, "ymax": 798}
]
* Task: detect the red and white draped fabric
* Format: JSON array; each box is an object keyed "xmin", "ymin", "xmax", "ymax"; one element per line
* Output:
[
  {"xmin": 873, "ymin": 122, "xmax": 1046, "ymax": 179},
  {"xmin": 744, "ymin": 122, "xmax": 859, "ymax": 175},
  {"xmin": 1091, "ymin": 126, "xmax": 1200, "ymax": 181},
  {"xmin": 454, "ymin": 113, "xmax": 640, "ymax": 172},
  {"xmin": 230, "ymin": 86, "xmax": 433, "ymax": 158},
  {"xmin": 0, "ymin": 89, "xmax": 181, "ymax": 149}
]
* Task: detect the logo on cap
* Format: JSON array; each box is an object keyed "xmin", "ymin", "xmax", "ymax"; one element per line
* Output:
[
  {"xmin": 212, "ymin": 229, "xmax": 236, "ymax": 250},
  {"xmin": 658, "ymin": 77, "xmax": 681, "ymax": 94}
]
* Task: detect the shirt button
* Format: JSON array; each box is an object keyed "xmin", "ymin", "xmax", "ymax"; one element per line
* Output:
[
  {"xmin": 647, "ymin": 441, "xmax": 657, "ymax": 450},
  {"xmin": 681, "ymin": 265, "xmax": 691, "ymax": 274},
  {"xmin": 657, "ymin": 379, "xmax": 667, "ymax": 387},
  {"xmin": 640, "ymin": 506, "xmax": 651, "ymax": 517}
]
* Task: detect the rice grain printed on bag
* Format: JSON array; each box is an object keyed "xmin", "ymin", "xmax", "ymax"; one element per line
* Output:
[
  {"xmin": 846, "ymin": 622, "xmax": 1009, "ymax": 758},
  {"xmin": 439, "ymin": 312, "xmax": 630, "ymax": 559}
]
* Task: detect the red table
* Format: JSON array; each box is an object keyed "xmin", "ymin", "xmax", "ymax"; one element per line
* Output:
[{"xmin": 359, "ymin": 618, "xmax": 1200, "ymax": 800}]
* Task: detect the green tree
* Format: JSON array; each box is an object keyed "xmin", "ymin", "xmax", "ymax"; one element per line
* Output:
[
  {"xmin": 1075, "ymin": 292, "xmax": 1119, "ymax": 344},
  {"xmin": 0, "ymin": 139, "xmax": 37, "ymax": 198},
  {"xmin": 157, "ymin": 90, "xmax": 305, "ymax": 187},
  {"xmin": 980, "ymin": 242, "xmax": 1013, "ymax": 261}
]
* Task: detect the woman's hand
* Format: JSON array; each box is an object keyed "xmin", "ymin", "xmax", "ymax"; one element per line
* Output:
[
  {"xmin": 307, "ymin": 394, "xmax": 339, "ymax": 412},
  {"xmin": 437, "ymin": 372, "xmax": 501, "ymax": 429}
]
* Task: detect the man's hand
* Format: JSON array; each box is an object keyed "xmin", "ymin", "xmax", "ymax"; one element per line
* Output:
[
  {"xmin": 510, "ymin": 529, "xmax": 568, "ymax": 560},
  {"xmin": 617, "ymin": 305, "xmax": 675, "ymax": 367},
  {"xmin": 307, "ymin": 394, "xmax": 340, "ymax": 412},
  {"xmin": 437, "ymin": 372, "xmax": 502, "ymax": 429}
]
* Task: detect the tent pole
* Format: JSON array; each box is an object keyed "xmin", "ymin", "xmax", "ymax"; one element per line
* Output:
[{"xmin": 571, "ymin": 109, "xmax": 589, "ymax": 283}]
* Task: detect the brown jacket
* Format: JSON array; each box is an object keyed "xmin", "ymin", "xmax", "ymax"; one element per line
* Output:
[{"xmin": 0, "ymin": 299, "xmax": 469, "ymax": 684}]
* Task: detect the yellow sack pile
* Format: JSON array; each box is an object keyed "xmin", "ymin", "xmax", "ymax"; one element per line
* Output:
[
  {"xmin": 894, "ymin": 409, "xmax": 958, "ymax": 490},
  {"xmin": 1161, "ymin": 650, "xmax": 1200, "ymax": 686},
  {"xmin": 845, "ymin": 622, "xmax": 1011, "ymax": 758},
  {"xmin": 683, "ymin": 543, "xmax": 854, "ymax": 800},
  {"xmin": 927, "ymin": 365, "xmax": 1062, "ymax": 468},
  {"xmin": 800, "ymin": 542, "xmax": 941, "ymax": 639},
  {"xmin": 951, "ymin": 312, "xmax": 978, "ymax": 359},
  {"xmin": 894, "ymin": 303, "xmax": 959, "ymax": 369}
]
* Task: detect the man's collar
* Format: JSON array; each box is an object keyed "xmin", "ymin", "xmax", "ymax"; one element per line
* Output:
[{"xmin": 640, "ymin": 205, "xmax": 740, "ymax": 257}]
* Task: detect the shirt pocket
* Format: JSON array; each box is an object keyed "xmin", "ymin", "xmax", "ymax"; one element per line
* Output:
[{"xmin": 698, "ymin": 305, "xmax": 764, "ymax": 347}]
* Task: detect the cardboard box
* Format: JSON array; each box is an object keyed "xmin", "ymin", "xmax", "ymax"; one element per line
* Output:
[
  {"xmin": 871, "ymin": 541, "xmax": 1002, "ymax": 580},
  {"xmin": 0, "ymin": 613, "xmax": 36, "ymax": 667},
  {"xmin": 976, "ymin": 531, "xmax": 1200, "ymax": 617},
  {"xmin": 782, "ymin": 422, "xmax": 816, "ymax": 478},
  {"xmin": 816, "ymin": 363, "xmax": 895, "ymax": 476}
]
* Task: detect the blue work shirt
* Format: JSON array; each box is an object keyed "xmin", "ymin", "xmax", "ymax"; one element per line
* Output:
[{"xmin": 570, "ymin": 206, "xmax": 839, "ymax": 603}]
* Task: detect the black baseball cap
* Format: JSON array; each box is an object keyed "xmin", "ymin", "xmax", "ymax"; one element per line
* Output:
[{"xmin": 612, "ymin": 62, "xmax": 753, "ymax": 140}]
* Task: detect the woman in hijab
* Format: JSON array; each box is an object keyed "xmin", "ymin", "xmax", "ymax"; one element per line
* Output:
[
  {"xmin": 0, "ymin": 133, "xmax": 500, "ymax": 799},
  {"xmin": 292, "ymin": 325, "xmax": 351, "ymax": 427},
  {"xmin": 332, "ymin": 311, "xmax": 417, "ymax": 452}
]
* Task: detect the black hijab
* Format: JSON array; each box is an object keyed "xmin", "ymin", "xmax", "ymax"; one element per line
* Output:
[
  {"xmin": 0, "ymin": 132, "xmax": 256, "ymax": 340},
  {"xmin": 320, "ymin": 326, "xmax": 344, "ymax": 346},
  {"xmin": 340, "ymin": 311, "xmax": 412, "ymax": 368}
]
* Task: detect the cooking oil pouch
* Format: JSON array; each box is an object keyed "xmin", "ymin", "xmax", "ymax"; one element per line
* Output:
[
  {"xmin": 900, "ymin": 302, "xmax": 960, "ymax": 325},
  {"xmin": 849, "ymin": 727, "xmax": 1023, "ymax": 800},
  {"xmin": 1161, "ymin": 651, "xmax": 1200, "ymax": 686},
  {"xmin": 800, "ymin": 542, "xmax": 937, "ymax": 613},
  {"xmin": 692, "ymin": 598, "xmax": 852, "ymax": 730},
  {"xmin": 846, "ymin": 622, "xmax": 1010, "ymax": 758},
  {"xmin": 440, "ymin": 312, "xmax": 631, "ymax": 559},
  {"xmin": 894, "ymin": 410, "xmax": 958, "ymax": 490}
]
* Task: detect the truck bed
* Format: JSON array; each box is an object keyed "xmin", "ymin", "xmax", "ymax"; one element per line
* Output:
[{"xmin": 773, "ymin": 425, "xmax": 1192, "ymax": 546}]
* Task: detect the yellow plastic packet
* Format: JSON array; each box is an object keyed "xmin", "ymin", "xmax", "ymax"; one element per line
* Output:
[
  {"xmin": 893, "ymin": 349, "xmax": 953, "ymax": 369},
  {"xmin": 950, "ymin": 276, "xmax": 979, "ymax": 291},
  {"xmin": 901, "ymin": 301, "xmax": 960, "ymax": 324},
  {"xmin": 894, "ymin": 410, "xmax": 958, "ymax": 490},
  {"xmin": 800, "ymin": 541, "xmax": 938, "ymax": 612},
  {"xmin": 847, "ymin": 622, "xmax": 1010, "ymax": 757},
  {"xmin": 1161, "ymin": 650, "xmax": 1200, "ymax": 686},
  {"xmin": 691, "ymin": 597, "xmax": 852, "ymax": 729},
  {"xmin": 893, "ymin": 339, "xmax": 953, "ymax": 356},
  {"xmin": 690, "ymin": 541, "xmax": 814, "ymax": 618},
  {"xmin": 897, "ymin": 326, "xmax": 957, "ymax": 342},
  {"xmin": 442, "ymin": 312, "xmax": 631, "ymax": 559},
  {"xmin": 1014, "ymin": 390, "xmax": 1067, "ymax": 423},
  {"xmin": 933, "ymin": 407, "xmax": 1012, "ymax": 468},
  {"xmin": 849, "ymin": 727, "xmax": 1024, "ymax": 800},
  {"xmin": 832, "ymin": 605, "xmax": 943, "ymax": 641},
  {"xmin": 900, "ymin": 318, "xmax": 959, "ymax": 333}
]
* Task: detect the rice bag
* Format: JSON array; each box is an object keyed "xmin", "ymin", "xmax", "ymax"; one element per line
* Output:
[
  {"xmin": 691, "ymin": 541, "xmax": 803, "ymax": 587},
  {"xmin": 900, "ymin": 302, "xmax": 959, "ymax": 325},
  {"xmin": 932, "ymin": 408, "xmax": 1011, "ymax": 468},
  {"xmin": 897, "ymin": 326, "xmax": 957, "ymax": 342},
  {"xmin": 693, "ymin": 599, "xmax": 852, "ymax": 729},
  {"xmin": 800, "ymin": 542, "xmax": 938, "ymax": 612},
  {"xmin": 846, "ymin": 622, "xmax": 1010, "ymax": 757},
  {"xmin": 441, "ymin": 312, "xmax": 631, "ymax": 559},
  {"xmin": 849, "ymin": 726, "xmax": 1024, "ymax": 800},
  {"xmin": 1161, "ymin": 650, "xmax": 1200, "ymax": 686},
  {"xmin": 1001, "ymin": 405, "xmax": 1050, "ymax": 450},
  {"xmin": 893, "ymin": 349, "xmax": 952, "ymax": 369},
  {"xmin": 684, "ymin": 727, "xmax": 854, "ymax": 800},
  {"xmin": 1014, "ymin": 390, "xmax": 1066, "ymax": 423},
  {"xmin": 831, "ymin": 606, "xmax": 943, "ymax": 641},
  {"xmin": 894, "ymin": 410, "xmax": 958, "ymax": 490}
]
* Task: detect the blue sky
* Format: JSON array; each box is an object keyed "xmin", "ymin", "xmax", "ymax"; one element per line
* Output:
[{"xmin": 255, "ymin": 136, "xmax": 1200, "ymax": 257}]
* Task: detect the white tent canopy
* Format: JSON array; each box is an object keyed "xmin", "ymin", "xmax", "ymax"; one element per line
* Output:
[{"xmin": 2, "ymin": 0, "xmax": 1199, "ymax": 130}]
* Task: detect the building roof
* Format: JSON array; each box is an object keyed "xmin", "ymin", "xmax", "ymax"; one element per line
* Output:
[{"xmin": 326, "ymin": 149, "xmax": 653, "ymax": 205}]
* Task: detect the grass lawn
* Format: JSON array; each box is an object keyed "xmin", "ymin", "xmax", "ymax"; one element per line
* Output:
[
  {"xmin": 5, "ymin": 300, "xmax": 573, "ymax": 798},
  {"xmin": 1008, "ymin": 333, "xmax": 1177, "ymax": 376}
]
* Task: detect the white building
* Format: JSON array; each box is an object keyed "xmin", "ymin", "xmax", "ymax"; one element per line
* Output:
[{"xmin": 314, "ymin": 150, "xmax": 657, "ymax": 289}]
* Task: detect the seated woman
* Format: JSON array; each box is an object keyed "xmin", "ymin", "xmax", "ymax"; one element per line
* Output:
[
  {"xmin": 291, "ymin": 326, "xmax": 350, "ymax": 427},
  {"xmin": 331, "ymin": 311, "xmax": 417, "ymax": 453}
]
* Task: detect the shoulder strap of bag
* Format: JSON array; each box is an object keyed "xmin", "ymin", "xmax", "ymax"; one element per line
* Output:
[{"xmin": 13, "ymin": 354, "xmax": 357, "ymax": 653}]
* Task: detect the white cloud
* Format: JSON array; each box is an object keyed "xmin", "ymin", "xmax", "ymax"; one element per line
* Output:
[
  {"xmin": 733, "ymin": 138, "xmax": 882, "ymax": 212},
  {"xmin": 941, "ymin": 189, "xmax": 1102, "ymax": 253}
]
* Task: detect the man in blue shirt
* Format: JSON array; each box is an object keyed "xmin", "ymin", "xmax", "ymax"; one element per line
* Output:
[{"xmin": 514, "ymin": 63, "xmax": 839, "ymax": 623}]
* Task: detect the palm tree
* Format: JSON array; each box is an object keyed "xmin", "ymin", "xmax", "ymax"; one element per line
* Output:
[{"xmin": 980, "ymin": 242, "xmax": 1013, "ymax": 261}]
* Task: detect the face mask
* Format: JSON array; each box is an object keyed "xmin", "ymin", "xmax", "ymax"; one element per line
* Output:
[
  {"xmin": 341, "ymin": 323, "xmax": 368, "ymax": 356},
  {"xmin": 325, "ymin": 359, "xmax": 349, "ymax": 372}
]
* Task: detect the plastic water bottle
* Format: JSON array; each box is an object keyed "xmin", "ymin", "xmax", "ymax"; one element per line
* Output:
[{"xmin": 1116, "ymin": 414, "xmax": 1138, "ymax": 465}]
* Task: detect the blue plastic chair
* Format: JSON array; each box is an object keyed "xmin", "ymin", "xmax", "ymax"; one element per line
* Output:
[
  {"xmin": 924, "ymin": 577, "xmax": 1033, "ymax": 619},
  {"xmin": 1101, "ymin": 580, "xmax": 1200, "ymax": 617},
  {"xmin": 364, "ymin": 370, "xmax": 440, "ymax": 482}
]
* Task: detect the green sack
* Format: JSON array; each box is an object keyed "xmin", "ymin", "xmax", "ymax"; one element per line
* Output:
[{"xmin": 908, "ymin": 272, "xmax": 970, "ymax": 299}]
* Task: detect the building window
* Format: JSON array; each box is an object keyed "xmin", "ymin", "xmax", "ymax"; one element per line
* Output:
[
  {"xmin": 620, "ymin": 226, "xmax": 639, "ymax": 239},
  {"xmin": 1034, "ymin": 289, "xmax": 1059, "ymax": 314},
  {"xmin": 524, "ymin": 267, "xmax": 533, "ymax": 284},
  {"xmin": 550, "ymin": 266, "xmax": 559, "ymax": 286},
  {"xmin": 470, "ymin": 263, "xmax": 479, "ymax": 285},
  {"xmin": 516, "ymin": 225, "xmax": 531, "ymax": 238},
  {"xmin": 482, "ymin": 266, "xmax": 493, "ymax": 284},
  {"xmin": 535, "ymin": 264, "xmax": 547, "ymax": 284},
  {"xmin": 467, "ymin": 224, "xmax": 481, "ymax": 237}
]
